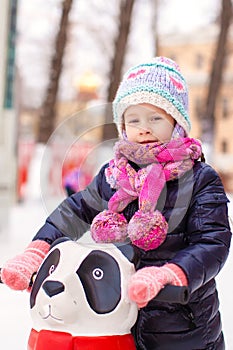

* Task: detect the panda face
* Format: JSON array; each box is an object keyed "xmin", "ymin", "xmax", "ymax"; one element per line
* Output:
[{"xmin": 30, "ymin": 240, "xmax": 138, "ymax": 337}]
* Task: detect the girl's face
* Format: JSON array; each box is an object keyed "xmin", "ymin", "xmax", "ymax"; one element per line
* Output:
[{"xmin": 124, "ymin": 103, "xmax": 175, "ymax": 144}]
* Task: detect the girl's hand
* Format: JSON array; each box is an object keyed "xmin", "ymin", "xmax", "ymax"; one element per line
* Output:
[
  {"xmin": 128, "ymin": 264, "xmax": 188, "ymax": 308},
  {"xmin": 1, "ymin": 240, "xmax": 50, "ymax": 291}
]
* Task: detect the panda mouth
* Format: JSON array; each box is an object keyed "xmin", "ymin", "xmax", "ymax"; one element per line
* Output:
[{"xmin": 39, "ymin": 305, "xmax": 63, "ymax": 322}]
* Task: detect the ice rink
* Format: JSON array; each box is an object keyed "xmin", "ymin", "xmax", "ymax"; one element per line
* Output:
[{"xmin": 0, "ymin": 197, "xmax": 232, "ymax": 349}]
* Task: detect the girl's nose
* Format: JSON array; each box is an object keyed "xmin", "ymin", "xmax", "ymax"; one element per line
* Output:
[{"xmin": 139, "ymin": 123, "xmax": 152, "ymax": 135}]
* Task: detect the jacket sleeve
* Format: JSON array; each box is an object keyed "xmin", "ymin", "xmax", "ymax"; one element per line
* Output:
[
  {"xmin": 170, "ymin": 163, "xmax": 232, "ymax": 293},
  {"xmin": 33, "ymin": 164, "xmax": 111, "ymax": 243}
]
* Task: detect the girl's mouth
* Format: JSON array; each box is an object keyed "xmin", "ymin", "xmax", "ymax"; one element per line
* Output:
[{"xmin": 140, "ymin": 140, "xmax": 157, "ymax": 144}]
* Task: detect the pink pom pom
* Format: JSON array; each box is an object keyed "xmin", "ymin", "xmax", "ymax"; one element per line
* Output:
[
  {"xmin": 128, "ymin": 210, "xmax": 168, "ymax": 251},
  {"xmin": 91, "ymin": 210, "xmax": 128, "ymax": 243}
]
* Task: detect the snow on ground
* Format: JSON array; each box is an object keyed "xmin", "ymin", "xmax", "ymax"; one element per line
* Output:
[
  {"xmin": 0, "ymin": 199, "xmax": 49, "ymax": 349},
  {"xmin": 0, "ymin": 196, "xmax": 232, "ymax": 349}
]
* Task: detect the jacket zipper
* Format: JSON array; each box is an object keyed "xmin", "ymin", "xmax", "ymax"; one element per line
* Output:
[{"xmin": 181, "ymin": 305, "xmax": 196, "ymax": 330}]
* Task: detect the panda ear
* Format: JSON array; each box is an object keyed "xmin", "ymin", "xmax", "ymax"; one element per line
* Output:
[
  {"xmin": 49, "ymin": 237, "xmax": 71, "ymax": 250},
  {"xmin": 115, "ymin": 243, "xmax": 140, "ymax": 268}
]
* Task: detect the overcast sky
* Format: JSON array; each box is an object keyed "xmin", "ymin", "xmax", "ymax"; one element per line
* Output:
[{"xmin": 158, "ymin": 0, "xmax": 219, "ymax": 34}]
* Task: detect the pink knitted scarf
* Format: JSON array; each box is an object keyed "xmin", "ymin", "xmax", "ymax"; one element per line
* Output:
[{"xmin": 91, "ymin": 138, "xmax": 202, "ymax": 251}]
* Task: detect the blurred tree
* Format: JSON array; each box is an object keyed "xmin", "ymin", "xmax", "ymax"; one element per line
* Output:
[
  {"xmin": 102, "ymin": 0, "xmax": 136, "ymax": 141},
  {"xmin": 201, "ymin": 0, "xmax": 232, "ymax": 160},
  {"xmin": 37, "ymin": 0, "xmax": 73, "ymax": 144},
  {"xmin": 152, "ymin": 0, "xmax": 159, "ymax": 56}
]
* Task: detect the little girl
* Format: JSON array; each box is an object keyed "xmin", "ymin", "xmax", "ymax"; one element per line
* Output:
[{"xmin": 1, "ymin": 57, "xmax": 231, "ymax": 349}]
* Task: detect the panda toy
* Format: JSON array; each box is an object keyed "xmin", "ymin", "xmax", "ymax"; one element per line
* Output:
[{"xmin": 27, "ymin": 237, "xmax": 139, "ymax": 350}]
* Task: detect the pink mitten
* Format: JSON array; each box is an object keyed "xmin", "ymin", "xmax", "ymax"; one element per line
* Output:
[
  {"xmin": 1, "ymin": 240, "xmax": 50, "ymax": 291},
  {"xmin": 128, "ymin": 263, "xmax": 188, "ymax": 308}
]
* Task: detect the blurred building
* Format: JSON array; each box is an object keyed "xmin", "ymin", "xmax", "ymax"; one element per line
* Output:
[
  {"xmin": 159, "ymin": 25, "xmax": 233, "ymax": 192},
  {"xmin": 0, "ymin": 0, "xmax": 18, "ymax": 226},
  {"xmin": 55, "ymin": 70, "xmax": 104, "ymax": 141},
  {"xmin": 18, "ymin": 70, "xmax": 104, "ymax": 201}
]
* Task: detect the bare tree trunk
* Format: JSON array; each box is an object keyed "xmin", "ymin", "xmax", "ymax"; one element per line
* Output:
[
  {"xmin": 201, "ymin": 0, "xmax": 232, "ymax": 160},
  {"xmin": 152, "ymin": 0, "xmax": 159, "ymax": 56},
  {"xmin": 37, "ymin": 0, "xmax": 73, "ymax": 144},
  {"xmin": 102, "ymin": 0, "xmax": 136, "ymax": 141}
]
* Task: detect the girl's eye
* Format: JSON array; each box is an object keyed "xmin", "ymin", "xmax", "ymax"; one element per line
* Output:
[
  {"xmin": 126, "ymin": 118, "xmax": 139, "ymax": 124},
  {"xmin": 49, "ymin": 265, "xmax": 56, "ymax": 275},
  {"xmin": 150, "ymin": 115, "xmax": 161, "ymax": 121},
  {"xmin": 92, "ymin": 268, "xmax": 104, "ymax": 280}
]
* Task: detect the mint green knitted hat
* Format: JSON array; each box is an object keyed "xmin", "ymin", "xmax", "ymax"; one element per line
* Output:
[{"xmin": 112, "ymin": 56, "xmax": 191, "ymax": 135}]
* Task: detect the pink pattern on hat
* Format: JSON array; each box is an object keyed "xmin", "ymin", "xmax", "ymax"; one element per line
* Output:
[
  {"xmin": 170, "ymin": 76, "xmax": 185, "ymax": 92},
  {"xmin": 128, "ymin": 69, "xmax": 146, "ymax": 79}
]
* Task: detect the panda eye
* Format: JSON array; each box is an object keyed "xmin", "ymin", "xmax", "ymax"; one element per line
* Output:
[
  {"xmin": 49, "ymin": 265, "xmax": 56, "ymax": 275},
  {"xmin": 92, "ymin": 268, "xmax": 104, "ymax": 280}
]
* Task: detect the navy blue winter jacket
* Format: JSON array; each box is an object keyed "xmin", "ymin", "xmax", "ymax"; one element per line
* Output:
[{"xmin": 34, "ymin": 160, "xmax": 231, "ymax": 350}]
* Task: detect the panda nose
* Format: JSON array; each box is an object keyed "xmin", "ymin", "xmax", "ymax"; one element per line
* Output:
[{"xmin": 43, "ymin": 280, "xmax": 65, "ymax": 297}]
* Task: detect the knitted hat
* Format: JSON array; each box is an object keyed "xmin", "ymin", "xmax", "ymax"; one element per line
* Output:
[{"xmin": 113, "ymin": 56, "xmax": 191, "ymax": 135}]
